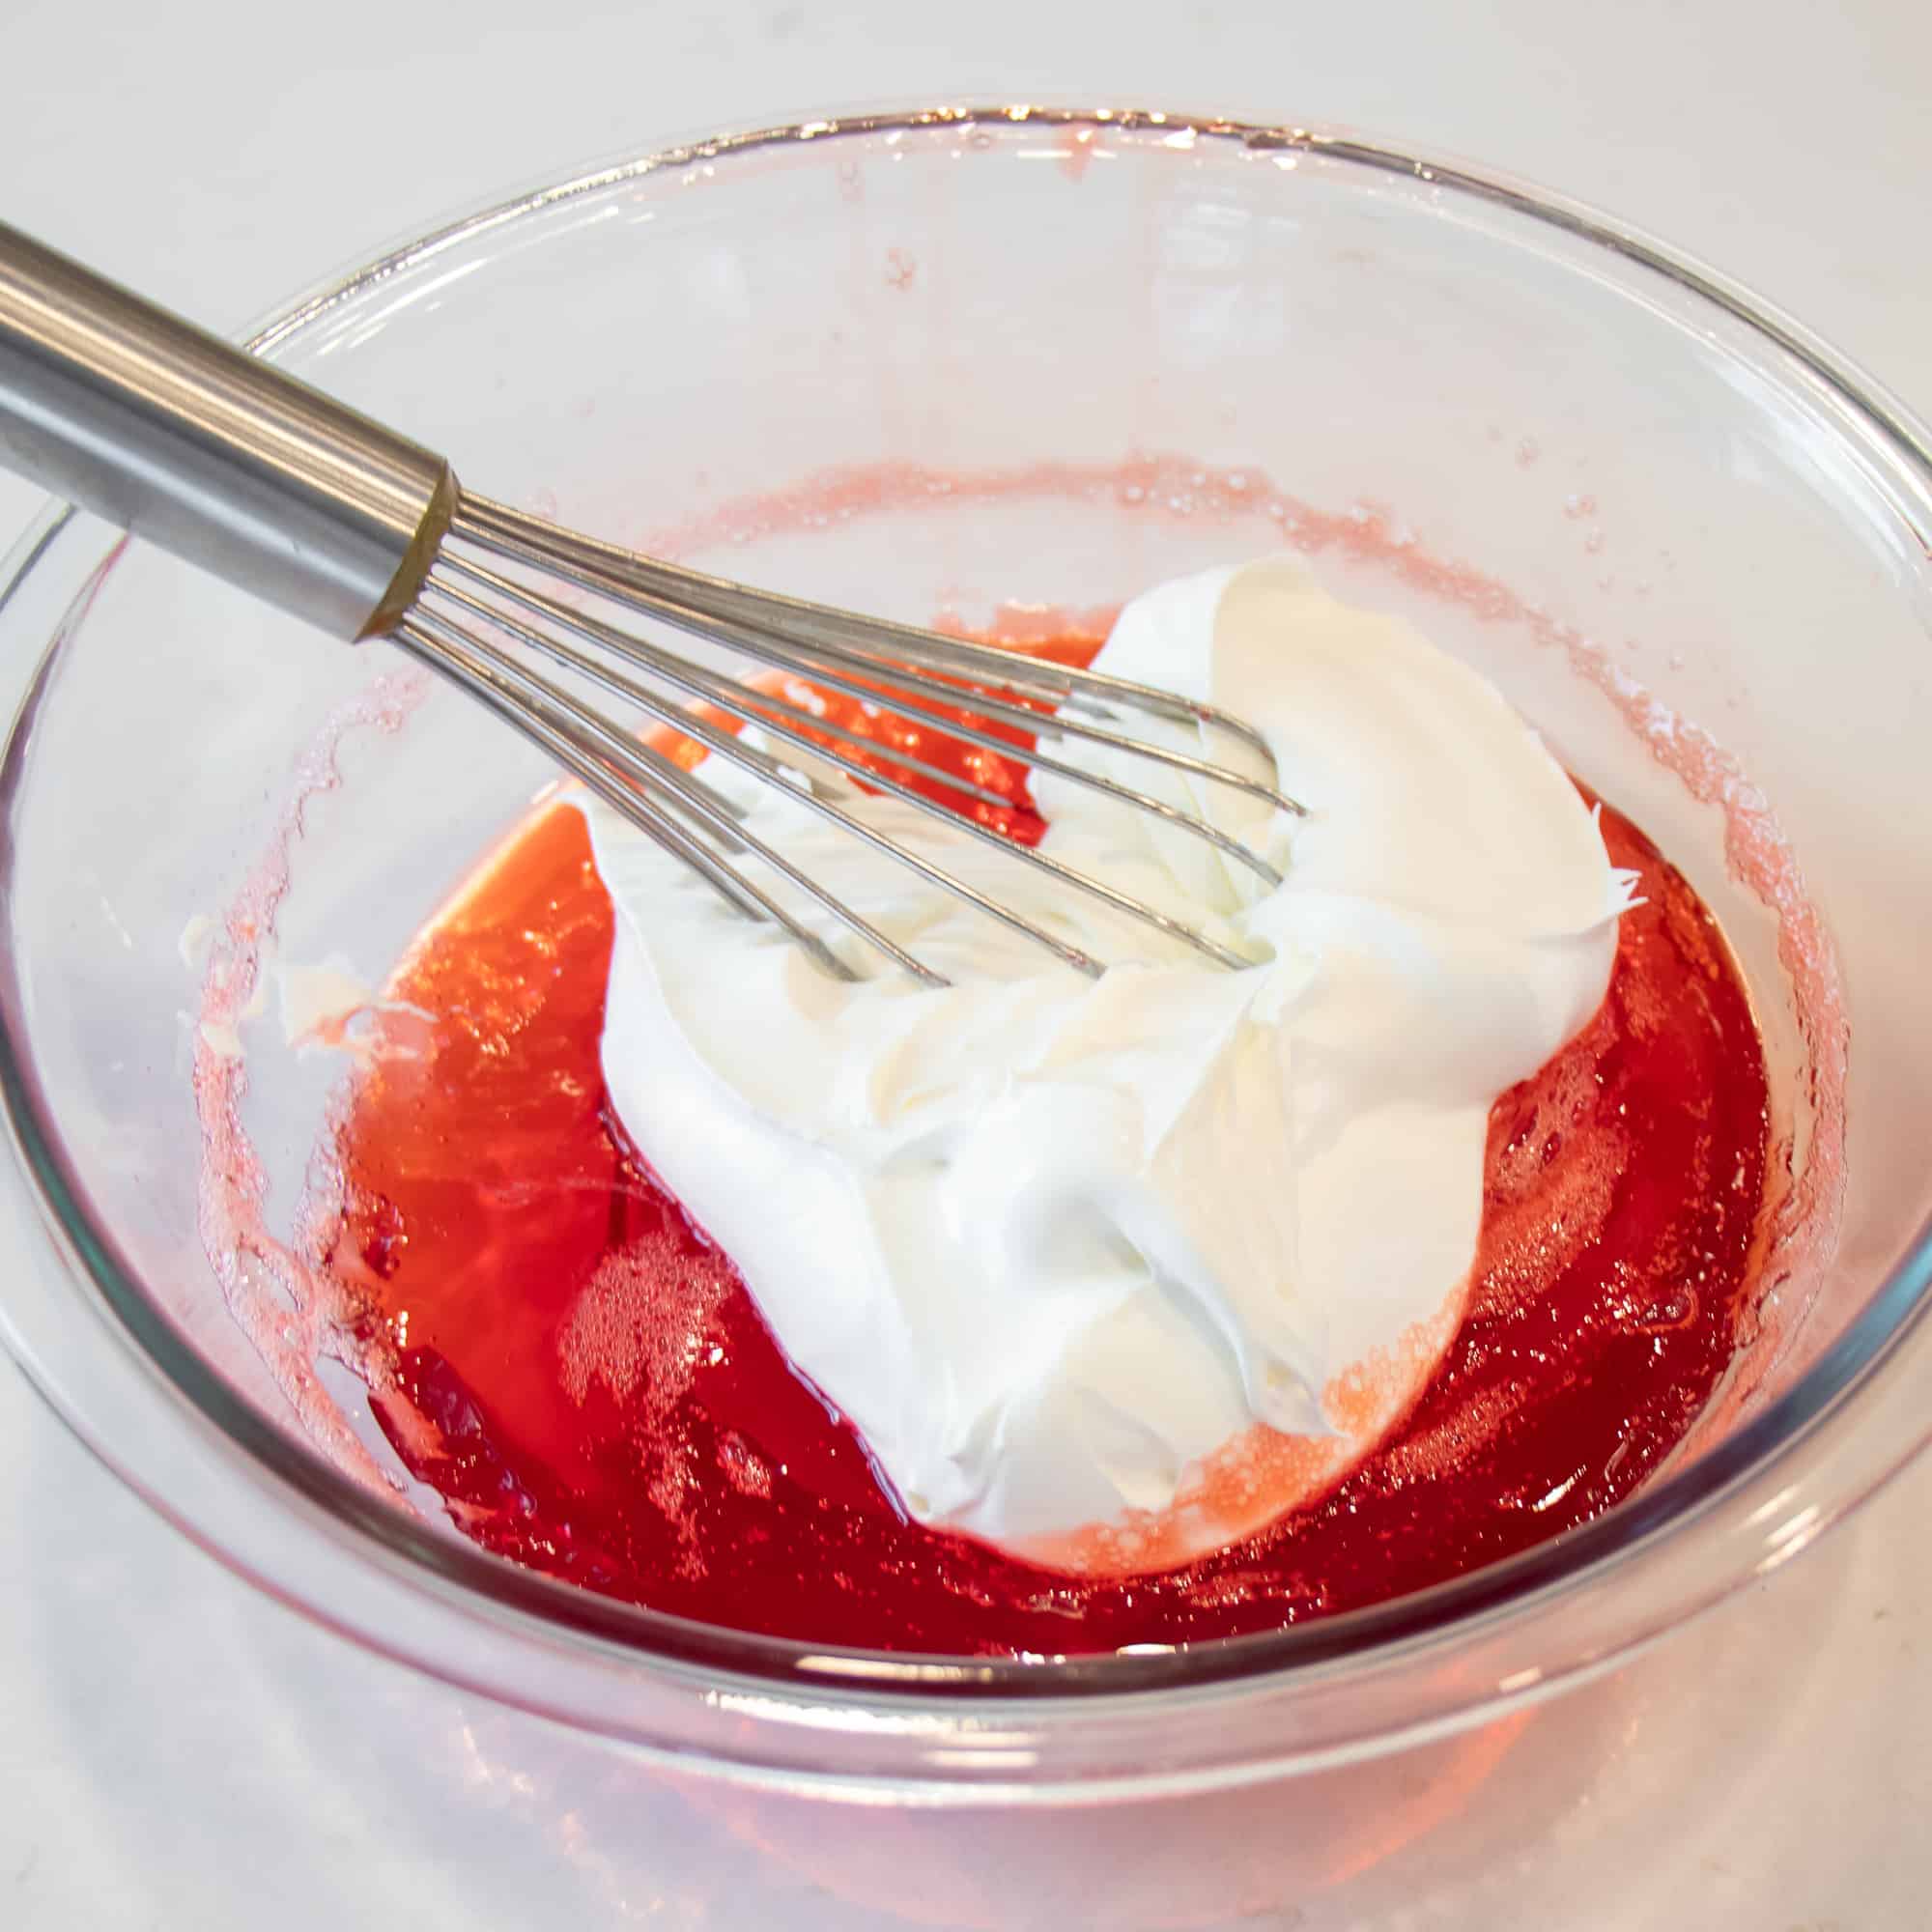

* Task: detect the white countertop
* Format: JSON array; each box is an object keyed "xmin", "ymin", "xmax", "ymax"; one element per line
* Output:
[{"xmin": 5, "ymin": 3, "xmax": 1930, "ymax": 1924}]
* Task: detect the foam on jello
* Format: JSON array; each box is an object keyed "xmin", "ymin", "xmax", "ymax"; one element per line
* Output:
[{"xmin": 582, "ymin": 556, "xmax": 1636, "ymax": 1569}]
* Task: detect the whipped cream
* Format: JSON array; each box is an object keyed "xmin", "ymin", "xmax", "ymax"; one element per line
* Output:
[{"xmin": 578, "ymin": 556, "xmax": 1633, "ymax": 1571}]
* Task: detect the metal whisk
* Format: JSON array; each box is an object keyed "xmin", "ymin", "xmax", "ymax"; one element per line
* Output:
[{"xmin": 0, "ymin": 222, "xmax": 1300, "ymax": 984}]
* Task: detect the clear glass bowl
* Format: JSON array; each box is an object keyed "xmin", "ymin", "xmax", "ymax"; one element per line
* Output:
[{"xmin": 2, "ymin": 104, "xmax": 1930, "ymax": 1806}]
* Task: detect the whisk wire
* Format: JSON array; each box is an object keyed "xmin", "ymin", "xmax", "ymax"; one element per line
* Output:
[
  {"xmin": 455, "ymin": 493, "xmax": 1288, "ymax": 766},
  {"xmin": 421, "ymin": 577, "xmax": 1128, "ymax": 977},
  {"xmin": 429, "ymin": 560, "xmax": 1255, "ymax": 973},
  {"xmin": 451, "ymin": 497, "xmax": 1306, "ymax": 819},
  {"xmin": 399, "ymin": 610, "xmax": 936, "ymax": 983},
  {"xmin": 440, "ymin": 545, "xmax": 1284, "ymax": 887}
]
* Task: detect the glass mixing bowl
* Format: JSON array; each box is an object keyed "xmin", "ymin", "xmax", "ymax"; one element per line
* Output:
[{"xmin": 2, "ymin": 105, "xmax": 1930, "ymax": 1808}]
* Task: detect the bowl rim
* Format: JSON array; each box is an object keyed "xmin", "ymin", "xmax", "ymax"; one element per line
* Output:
[{"xmin": 4, "ymin": 99, "xmax": 1931, "ymax": 1729}]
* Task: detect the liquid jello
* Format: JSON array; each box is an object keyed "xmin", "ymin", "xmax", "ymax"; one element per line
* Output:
[{"xmin": 293, "ymin": 559, "xmax": 1770, "ymax": 1657}]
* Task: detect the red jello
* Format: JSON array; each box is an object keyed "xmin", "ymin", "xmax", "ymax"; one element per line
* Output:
[{"xmin": 309, "ymin": 626, "xmax": 1769, "ymax": 1655}]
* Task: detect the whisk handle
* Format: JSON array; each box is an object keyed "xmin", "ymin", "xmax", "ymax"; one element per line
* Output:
[{"xmin": 0, "ymin": 221, "xmax": 453, "ymax": 639}]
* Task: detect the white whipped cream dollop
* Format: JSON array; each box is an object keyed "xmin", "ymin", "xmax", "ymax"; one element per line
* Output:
[{"xmin": 579, "ymin": 556, "xmax": 1633, "ymax": 1569}]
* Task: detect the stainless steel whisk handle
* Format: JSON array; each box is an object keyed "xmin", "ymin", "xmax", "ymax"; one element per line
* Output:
[{"xmin": 0, "ymin": 220, "xmax": 453, "ymax": 640}]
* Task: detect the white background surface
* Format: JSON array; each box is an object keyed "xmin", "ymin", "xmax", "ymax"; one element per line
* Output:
[{"xmin": 5, "ymin": 3, "xmax": 1931, "ymax": 1925}]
